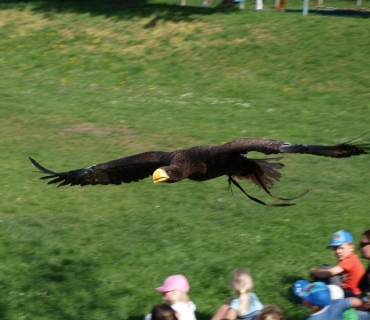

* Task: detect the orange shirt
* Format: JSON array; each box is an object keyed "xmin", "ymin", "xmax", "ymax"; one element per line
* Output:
[{"xmin": 337, "ymin": 253, "xmax": 365, "ymax": 295}]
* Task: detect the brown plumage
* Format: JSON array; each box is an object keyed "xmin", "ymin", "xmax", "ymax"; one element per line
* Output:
[{"xmin": 29, "ymin": 136, "xmax": 369, "ymax": 206}]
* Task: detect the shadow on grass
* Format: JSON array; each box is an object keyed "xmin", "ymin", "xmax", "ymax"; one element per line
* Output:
[
  {"xmin": 128, "ymin": 312, "xmax": 213, "ymax": 320},
  {"xmin": 0, "ymin": 0, "xmax": 238, "ymax": 26},
  {"xmin": 281, "ymin": 274, "xmax": 305, "ymax": 305},
  {"xmin": 0, "ymin": 300, "xmax": 7, "ymax": 319},
  {"xmin": 285, "ymin": 7, "xmax": 370, "ymax": 17},
  {"xmin": 197, "ymin": 311, "xmax": 214, "ymax": 320},
  {"xmin": 128, "ymin": 315, "xmax": 149, "ymax": 320}
]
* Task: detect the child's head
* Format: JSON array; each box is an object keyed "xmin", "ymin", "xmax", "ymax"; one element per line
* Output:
[
  {"xmin": 156, "ymin": 274, "xmax": 190, "ymax": 303},
  {"xmin": 230, "ymin": 268, "xmax": 254, "ymax": 294},
  {"xmin": 360, "ymin": 229, "xmax": 370, "ymax": 259},
  {"xmin": 328, "ymin": 230, "xmax": 354, "ymax": 261},
  {"xmin": 230, "ymin": 269, "xmax": 254, "ymax": 316},
  {"xmin": 293, "ymin": 280, "xmax": 331, "ymax": 311},
  {"xmin": 151, "ymin": 304, "xmax": 178, "ymax": 320},
  {"xmin": 256, "ymin": 305, "xmax": 284, "ymax": 320}
]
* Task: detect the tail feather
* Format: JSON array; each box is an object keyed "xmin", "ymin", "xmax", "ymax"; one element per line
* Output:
[
  {"xmin": 232, "ymin": 158, "xmax": 283, "ymax": 189},
  {"xmin": 232, "ymin": 158, "xmax": 309, "ymax": 202}
]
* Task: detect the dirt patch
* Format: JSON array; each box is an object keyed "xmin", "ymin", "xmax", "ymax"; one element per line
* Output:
[{"xmin": 0, "ymin": 9, "xmax": 49, "ymax": 33}]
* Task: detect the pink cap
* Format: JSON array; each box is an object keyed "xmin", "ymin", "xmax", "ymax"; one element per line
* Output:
[{"xmin": 156, "ymin": 274, "xmax": 190, "ymax": 293}]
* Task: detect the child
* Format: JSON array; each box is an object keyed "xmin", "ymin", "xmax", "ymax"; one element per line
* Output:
[
  {"xmin": 293, "ymin": 280, "xmax": 363, "ymax": 319},
  {"xmin": 212, "ymin": 268, "xmax": 263, "ymax": 320},
  {"xmin": 327, "ymin": 285, "xmax": 359, "ymax": 320},
  {"xmin": 145, "ymin": 274, "xmax": 196, "ymax": 320},
  {"xmin": 309, "ymin": 230, "xmax": 365, "ymax": 297},
  {"xmin": 255, "ymin": 305, "xmax": 284, "ymax": 320},
  {"xmin": 357, "ymin": 229, "xmax": 370, "ymax": 320},
  {"xmin": 151, "ymin": 304, "xmax": 179, "ymax": 320},
  {"xmin": 358, "ymin": 229, "xmax": 370, "ymax": 297}
]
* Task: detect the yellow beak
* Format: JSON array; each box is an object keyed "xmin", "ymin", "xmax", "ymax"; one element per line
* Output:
[{"xmin": 152, "ymin": 168, "xmax": 169, "ymax": 183}]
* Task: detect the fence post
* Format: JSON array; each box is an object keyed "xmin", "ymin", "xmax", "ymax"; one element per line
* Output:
[{"xmin": 256, "ymin": 0, "xmax": 263, "ymax": 10}]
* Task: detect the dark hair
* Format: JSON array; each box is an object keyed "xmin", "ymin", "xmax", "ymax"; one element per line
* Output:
[
  {"xmin": 151, "ymin": 304, "xmax": 178, "ymax": 320},
  {"xmin": 362, "ymin": 230, "xmax": 370, "ymax": 240},
  {"xmin": 256, "ymin": 305, "xmax": 284, "ymax": 320}
]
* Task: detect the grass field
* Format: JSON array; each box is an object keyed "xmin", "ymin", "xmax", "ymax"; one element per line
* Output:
[{"xmin": 1, "ymin": 1, "xmax": 370, "ymax": 319}]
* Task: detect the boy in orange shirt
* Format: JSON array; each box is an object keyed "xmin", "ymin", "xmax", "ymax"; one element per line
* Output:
[{"xmin": 309, "ymin": 230, "xmax": 365, "ymax": 297}]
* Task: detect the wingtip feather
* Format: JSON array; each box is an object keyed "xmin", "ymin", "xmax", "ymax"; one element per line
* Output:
[{"xmin": 29, "ymin": 157, "xmax": 57, "ymax": 175}]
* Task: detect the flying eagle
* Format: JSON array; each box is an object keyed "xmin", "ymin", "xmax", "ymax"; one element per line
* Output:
[{"xmin": 29, "ymin": 137, "xmax": 369, "ymax": 206}]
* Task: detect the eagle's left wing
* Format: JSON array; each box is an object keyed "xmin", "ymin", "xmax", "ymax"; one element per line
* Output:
[{"xmin": 210, "ymin": 137, "xmax": 369, "ymax": 158}]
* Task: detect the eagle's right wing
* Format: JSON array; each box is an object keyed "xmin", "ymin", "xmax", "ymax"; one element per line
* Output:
[{"xmin": 29, "ymin": 151, "xmax": 169, "ymax": 187}]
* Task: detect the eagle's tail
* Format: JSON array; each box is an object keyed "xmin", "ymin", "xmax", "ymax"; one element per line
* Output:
[
  {"xmin": 232, "ymin": 157, "xmax": 283, "ymax": 189},
  {"xmin": 254, "ymin": 158, "xmax": 284, "ymax": 188},
  {"xmin": 232, "ymin": 157, "xmax": 309, "ymax": 202}
]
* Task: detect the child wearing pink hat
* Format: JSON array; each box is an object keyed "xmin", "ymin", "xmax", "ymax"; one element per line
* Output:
[{"xmin": 145, "ymin": 275, "xmax": 197, "ymax": 320}]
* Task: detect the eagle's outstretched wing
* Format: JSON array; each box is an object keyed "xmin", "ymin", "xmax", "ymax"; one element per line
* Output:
[
  {"xmin": 30, "ymin": 135, "xmax": 369, "ymax": 206},
  {"xmin": 29, "ymin": 151, "xmax": 169, "ymax": 187},
  {"xmin": 211, "ymin": 137, "xmax": 370, "ymax": 158}
]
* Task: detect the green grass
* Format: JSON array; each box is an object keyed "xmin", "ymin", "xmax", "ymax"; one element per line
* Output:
[{"xmin": 1, "ymin": 1, "xmax": 370, "ymax": 319}]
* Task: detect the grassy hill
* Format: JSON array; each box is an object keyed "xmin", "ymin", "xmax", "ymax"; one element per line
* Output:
[{"xmin": 1, "ymin": 1, "xmax": 370, "ymax": 319}]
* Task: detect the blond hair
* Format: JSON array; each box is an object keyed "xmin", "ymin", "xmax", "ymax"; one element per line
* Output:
[
  {"xmin": 164, "ymin": 290, "xmax": 190, "ymax": 304},
  {"xmin": 230, "ymin": 269, "xmax": 254, "ymax": 316},
  {"xmin": 173, "ymin": 290, "xmax": 190, "ymax": 303}
]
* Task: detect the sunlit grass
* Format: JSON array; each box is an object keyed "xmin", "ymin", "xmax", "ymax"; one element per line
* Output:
[{"xmin": 0, "ymin": 1, "xmax": 370, "ymax": 319}]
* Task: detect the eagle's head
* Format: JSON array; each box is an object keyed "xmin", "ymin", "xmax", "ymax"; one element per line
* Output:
[{"xmin": 152, "ymin": 166, "xmax": 184, "ymax": 183}]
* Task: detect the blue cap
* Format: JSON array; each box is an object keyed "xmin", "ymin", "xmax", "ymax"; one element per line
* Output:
[
  {"xmin": 293, "ymin": 280, "xmax": 331, "ymax": 308},
  {"xmin": 328, "ymin": 230, "xmax": 353, "ymax": 247}
]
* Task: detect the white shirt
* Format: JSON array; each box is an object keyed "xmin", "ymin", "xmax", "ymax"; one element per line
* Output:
[{"xmin": 171, "ymin": 301, "xmax": 197, "ymax": 320}]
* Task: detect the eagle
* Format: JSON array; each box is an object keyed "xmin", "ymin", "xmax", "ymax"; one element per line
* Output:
[{"xmin": 29, "ymin": 137, "xmax": 369, "ymax": 206}]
